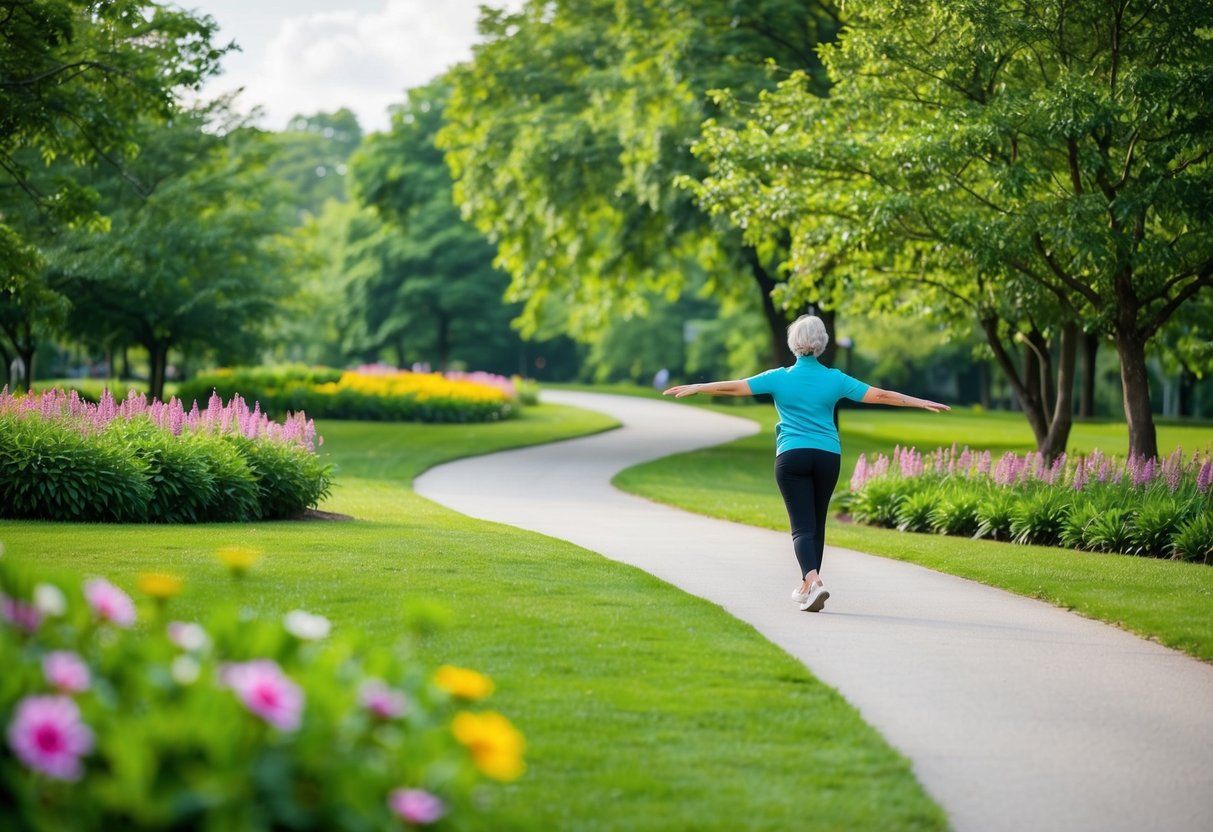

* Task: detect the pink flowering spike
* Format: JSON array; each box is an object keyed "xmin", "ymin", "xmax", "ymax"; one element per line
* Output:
[
  {"xmin": 83, "ymin": 578, "xmax": 136, "ymax": 628},
  {"xmin": 43, "ymin": 651, "xmax": 91, "ymax": 693},
  {"xmin": 359, "ymin": 679, "xmax": 410, "ymax": 720},
  {"xmin": 1, "ymin": 593, "xmax": 42, "ymax": 633},
  {"xmin": 389, "ymin": 789, "xmax": 446, "ymax": 825},
  {"xmin": 6, "ymin": 695, "xmax": 95, "ymax": 781},
  {"xmin": 222, "ymin": 660, "xmax": 304, "ymax": 731},
  {"xmin": 850, "ymin": 455, "xmax": 869, "ymax": 491}
]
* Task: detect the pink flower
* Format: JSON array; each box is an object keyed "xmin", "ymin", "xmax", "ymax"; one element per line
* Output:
[
  {"xmin": 167, "ymin": 621, "xmax": 210, "ymax": 652},
  {"xmin": 359, "ymin": 679, "xmax": 409, "ymax": 720},
  {"xmin": 388, "ymin": 788, "xmax": 446, "ymax": 825},
  {"xmin": 83, "ymin": 578, "xmax": 136, "ymax": 627},
  {"xmin": 222, "ymin": 660, "xmax": 304, "ymax": 731},
  {"xmin": 6, "ymin": 695, "xmax": 95, "ymax": 780},
  {"xmin": 43, "ymin": 651, "xmax": 91, "ymax": 693},
  {"xmin": 1198, "ymin": 460, "xmax": 1212, "ymax": 494},
  {"xmin": 1, "ymin": 593, "xmax": 42, "ymax": 633},
  {"xmin": 849, "ymin": 455, "xmax": 869, "ymax": 492}
]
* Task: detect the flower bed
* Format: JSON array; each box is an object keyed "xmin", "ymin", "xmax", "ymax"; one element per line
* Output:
[
  {"xmin": 0, "ymin": 555, "xmax": 523, "ymax": 830},
  {"xmin": 844, "ymin": 445, "xmax": 1213, "ymax": 562},
  {"xmin": 177, "ymin": 366, "xmax": 525, "ymax": 423},
  {"xmin": 0, "ymin": 388, "xmax": 330, "ymax": 523}
]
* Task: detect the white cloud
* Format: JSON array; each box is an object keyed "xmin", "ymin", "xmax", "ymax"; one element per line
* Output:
[{"xmin": 199, "ymin": 0, "xmax": 524, "ymax": 133}]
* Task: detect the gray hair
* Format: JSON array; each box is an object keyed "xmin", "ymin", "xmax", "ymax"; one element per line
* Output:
[{"xmin": 787, "ymin": 314, "xmax": 829, "ymax": 357}]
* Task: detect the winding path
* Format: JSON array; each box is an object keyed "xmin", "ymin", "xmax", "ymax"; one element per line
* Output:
[{"xmin": 415, "ymin": 390, "xmax": 1213, "ymax": 832}]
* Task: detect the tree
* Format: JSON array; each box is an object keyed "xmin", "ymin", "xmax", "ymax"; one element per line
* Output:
[
  {"xmin": 50, "ymin": 108, "xmax": 294, "ymax": 399},
  {"xmin": 690, "ymin": 0, "xmax": 1213, "ymax": 458},
  {"xmin": 268, "ymin": 109, "xmax": 363, "ymax": 222},
  {"xmin": 348, "ymin": 81, "xmax": 521, "ymax": 372},
  {"xmin": 0, "ymin": 0, "xmax": 230, "ymax": 383},
  {"xmin": 438, "ymin": 0, "xmax": 843, "ymax": 368}
]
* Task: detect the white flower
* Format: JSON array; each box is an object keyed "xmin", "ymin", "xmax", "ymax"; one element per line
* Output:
[
  {"xmin": 33, "ymin": 584, "xmax": 67, "ymax": 618},
  {"xmin": 171, "ymin": 656, "xmax": 201, "ymax": 685},
  {"xmin": 283, "ymin": 609, "xmax": 331, "ymax": 641},
  {"xmin": 167, "ymin": 621, "xmax": 210, "ymax": 652}
]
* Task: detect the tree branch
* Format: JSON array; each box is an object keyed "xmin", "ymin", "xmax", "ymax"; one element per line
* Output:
[{"xmin": 1031, "ymin": 233, "xmax": 1102, "ymax": 308}]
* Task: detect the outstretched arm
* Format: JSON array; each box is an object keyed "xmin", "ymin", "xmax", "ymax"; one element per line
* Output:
[
  {"xmin": 663, "ymin": 380, "xmax": 753, "ymax": 398},
  {"xmin": 862, "ymin": 387, "xmax": 950, "ymax": 412}
]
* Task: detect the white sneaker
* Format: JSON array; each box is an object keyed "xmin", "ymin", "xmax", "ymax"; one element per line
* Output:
[
  {"xmin": 791, "ymin": 586, "xmax": 811, "ymax": 605},
  {"xmin": 799, "ymin": 584, "xmax": 830, "ymax": 613}
]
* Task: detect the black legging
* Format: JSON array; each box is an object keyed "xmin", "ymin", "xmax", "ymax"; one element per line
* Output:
[{"xmin": 774, "ymin": 448, "xmax": 841, "ymax": 578}]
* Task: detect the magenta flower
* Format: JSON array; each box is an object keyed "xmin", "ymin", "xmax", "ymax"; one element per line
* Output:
[
  {"xmin": 359, "ymin": 679, "xmax": 410, "ymax": 720},
  {"xmin": 43, "ymin": 651, "xmax": 91, "ymax": 693},
  {"xmin": 849, "ymin": 455, "xmax": 869, "ymax": 492},
  {"xmin": 388, "ymin": 788, "xmax": 446, "ymax": 825},
  {"xmin": 1198, "ymin": 460, "xmax": 1212, "ymax": 494},
  {"xmin": 6, "ymin": 695, "xmax": 95, "ymax": 781},
  {"xmin": 222, "ymin": 660, "xmax": 304, "ymax": 731},
  {"xmin": 83, "ymin": 578, "xmax": 136, "ymax": 627},
  {"xmin": 1, "ymin": 592, "xmax": 42, "ymax": 633}
]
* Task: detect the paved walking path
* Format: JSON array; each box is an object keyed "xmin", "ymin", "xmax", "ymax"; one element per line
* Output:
[{"xmin": 415, "ymin": 390, "xmax": 1213, "ymax": 832}]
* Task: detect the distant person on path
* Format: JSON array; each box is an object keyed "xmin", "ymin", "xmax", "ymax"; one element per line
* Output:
[{"xmin": 663, "ymin": 315, "xmax": 949, "ymax": 612}]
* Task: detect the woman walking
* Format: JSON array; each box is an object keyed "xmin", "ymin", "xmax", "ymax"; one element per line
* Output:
[{"xmin": 663, "ymin": 315, "xmax": 949, "ymax": 612}]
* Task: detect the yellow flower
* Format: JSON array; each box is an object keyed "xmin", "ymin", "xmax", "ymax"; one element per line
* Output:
[
  {"xmin": 216, "ymin": 545, "xmax": 262, "ymax": 576},
  {"xmin": 452, "ymin": 710, "xmax": 526, "ymax": 781},
  {"xmin": 136, "ymin": 572, "xmax": 183, "ymax": 600},
  {"xmin": 434, "ymin": 665, "xmax": 494, "ymax": 700}
]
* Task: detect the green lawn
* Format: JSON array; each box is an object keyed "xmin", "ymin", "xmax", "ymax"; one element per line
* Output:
[
  {"xmin": 614, "ymin": 399, "xmax": 1213, "ymax": 662},
  {"xmin": 0, "ymin": 404, "xmax": 945, "ymax": 831}
]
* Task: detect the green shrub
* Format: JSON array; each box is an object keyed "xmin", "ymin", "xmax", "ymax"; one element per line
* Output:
[
  {"xmin": 896, "ymin": 489, "xmax": 938, "ymax": 533},
  {"xmin": 850, "ymin": 477, "xmax": 908, "ymax": 527},
  {"xmin": 1010, "ymin": 488, "xmax": 1072, "ymax": 547},
  {"xmin": 1082, "ymin": 507, "xmax": 1137, "ymax": 554},
  {"xmin": 1131, "ymin": 495, "xmax": 1194, "ymax": 558},
  {"xmin": 928, "ymin": 488, "xmax": 982, "ymax": 537},
  {"xmin": 175, "ymin": 365, "xmax": 342, "ymax": 411},
  {"xmin": 226, "ymin": 435, "xmax": 333, "ymax": 519},
  {"xmin": 194, "ymin": 434, "xmax": 263, "ymax": 522},
  {"xmin": 1172, "ymin": 512, "xmax": 1213, "ymax": 564},
  {"xmin": 0, "ymin": 416, "xmax": 151, "ymax": 522},
  {"xmin": 975, "ymin": 490, "xmax": 1018, "ymax": 541},
  {"xmin": 106, "ymin": 419, "xmax": 218, "ymax": 524},
  {"xmin": 1060, "ymin": 498, "xmax": 1098, "ymax": 550}
]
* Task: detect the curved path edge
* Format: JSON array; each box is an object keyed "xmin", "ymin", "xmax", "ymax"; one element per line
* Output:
[{"xmin": 416, "ymin": 390, "xmax": 1213, "ymax": 832}]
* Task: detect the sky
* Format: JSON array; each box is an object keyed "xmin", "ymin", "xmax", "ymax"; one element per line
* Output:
[{"xmin": 179, "ymin": 0, "xmax": 524, "ymax": 133}]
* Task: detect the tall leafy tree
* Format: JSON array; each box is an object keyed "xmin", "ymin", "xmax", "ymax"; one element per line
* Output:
[
  {"xmin": 51, "ymin": 107, "xmax": 294, "ymax": 399},
  {"xmin": 348, "ymin": 81, "xmax": 520, "ymax": 371},
  {"xmin": 0, "ymin": 0, "xmax": 229, "ymax": 383},
  {"xmin": 691, "ymin": 0, "xmax": 1213, "ymax": 458},
  {"xmin": 438, "ymin": 0, "xmax": 843, "ymax": 367}
]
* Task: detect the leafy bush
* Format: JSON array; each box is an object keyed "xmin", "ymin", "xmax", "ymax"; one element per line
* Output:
[
  {"xmin": 1009, "ymin": 488, "xmax": 1072, "ymax": 547},
  {"xmin": 1172, "ymin": 513, "xmax": 1213, "ymax": 564},
  {"xmin": 0, "ymin": 389, "xmax": 328, "ymax": 524},
  {"xmin": 928, "ymin": 488, "xmax": 982, "ymax": 537},
  {"xmin": 896, "ymin": 489, "xmax": 938, "ymax": 533},
  {"xmin": 0, "ymin": 416, "xmax": 152, "ymax": 522},
  {"xmin": 849, "ymin": 444, "xmax": 1213, "ymax": 563},
  {"xmin": 175, "ymin": 365, "xmax": 342, "ymax": 412},
  {"xmin": 0, "ymin": 557, "xmax": 522, "ymax": 830}
]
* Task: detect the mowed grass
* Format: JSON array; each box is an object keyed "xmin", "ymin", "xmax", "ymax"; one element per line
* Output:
[
  {"xmin": 614, "ymin": 399, "xmax": 1213, "ymax": 661},
  {"xmin": 0, "ymin": 403, "xmax": 945, "ymax": 831}
]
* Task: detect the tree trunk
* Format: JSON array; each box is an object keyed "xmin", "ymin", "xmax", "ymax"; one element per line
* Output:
[
  {"xmin": 1177, "ymin": 364, "xmax": 1195, "ymax": 418},
  {"xmin": 1114, "ymin": 331, "xmax": 1159, "ymax": 459},
  {"xmin": 147, "ymin": 341, "xmax": 169, "ymax": 402},
  {"xmin": 120, "ymin": 346, "xmax": 131, "ymax": 380},
  {"xmin": 745, "ymin": 248, "xmax": 795, "ymax": 367},
  {"xmin": 981, "ymin": 318, "xmax": 1074, "ymax": 459},
  {"xmin": 1079, "ymin": 331, "xmax": 1098, "ymax": 419},
  {"xmin": 17, "ymin": 346, "xmax": 35, "ymax": 391}
]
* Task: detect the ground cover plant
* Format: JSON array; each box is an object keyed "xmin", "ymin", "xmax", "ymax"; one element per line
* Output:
[
  {"xmin": 0, "ymin": 559, "xmax": 518, "ymax": 831},
  {"xmin": 846, "ymin": 446, "xmax": 1213, "ymax": 562},
  {"xmin": 613, "ymin": 399, "xmax": 1213, "ymax": 661},
  {"xmin": 0, "ymin": 388, "xmax": 328, "ymax": 523},
  {"xmin": 176, "ymin": 365, "xmax": 522, "ymax": 423},
  {"xmin": 0, "ymin": 403, "xmax": 946, "ymax": 831}
]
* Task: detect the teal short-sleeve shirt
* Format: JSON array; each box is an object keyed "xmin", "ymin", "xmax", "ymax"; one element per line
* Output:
[{"xmin": 745, "ymin": 355, "xmax": 870, "ymax": 455}]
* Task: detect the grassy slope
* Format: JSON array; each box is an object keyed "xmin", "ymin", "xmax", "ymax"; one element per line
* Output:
[
  {"xmin": 613, "ymin": 398, "xmax": 1213, "ymax": 661},
  {"xmin": 0, "ymin": 404, "xmax": 945, "ymax": 831}
]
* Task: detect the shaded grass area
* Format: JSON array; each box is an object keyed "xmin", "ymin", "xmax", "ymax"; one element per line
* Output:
[
  {"xmin": 0, "ymin": 403, "xmax": 945, "ymax": 831},
  {"xmin": 614, "ymin": 400, "xmax": 1213, "ymax": 662}
]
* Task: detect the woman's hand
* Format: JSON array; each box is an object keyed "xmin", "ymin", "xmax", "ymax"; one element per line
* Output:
[
  {"xmin": 662, "ymin": 384, "xmax": 700, "ymax": 398},
  {"xmin": 920, "ymin": 399, "xmax": 950, "ymax": 413}
]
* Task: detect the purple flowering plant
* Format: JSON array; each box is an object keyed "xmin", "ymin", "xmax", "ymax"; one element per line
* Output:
[
  {"xmin": 0, "ymin": 553, "xmax": 521, "ymax": 831},
  {"xmin": 846, "ymin": 443, "xmax": 1213, "ymax": 561}
]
